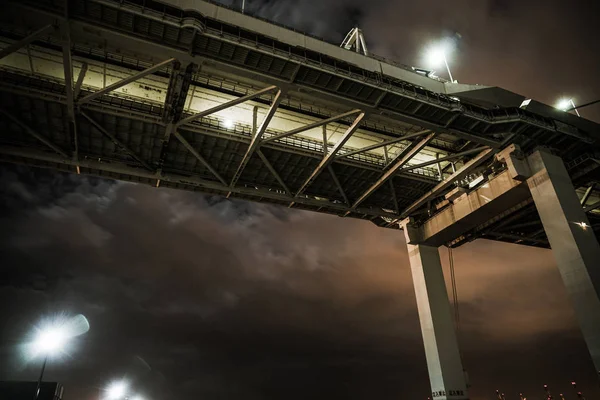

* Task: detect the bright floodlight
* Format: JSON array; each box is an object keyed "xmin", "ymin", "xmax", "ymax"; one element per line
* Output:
[
  {"xmin": 223, "ymin": 119, "xmax": 234, "ymax": 129},
  {"xmin": 28, "ymin": 314, "xmax": 90, "ymax": 359},
  {"xmin": 556, "ymin": 98, "xmax": 573, "ymax": 111},
  {"xmin": 107, "ymin": 381, "xmax": 128, "ymax": 400},
  {"xmin": 33, "ymin": 327, "xmax": 67, "ymax": 354},
  {"xmin": 424, "ymin": 40, "xmax": 455, "ymax": 82},
  {"xmin": 556, "ymin": 98, "xmax": 581, "ymax": 116},
  {"xmin": 425, "ymin": 46, "xmax": 448, "ymax": 68}
]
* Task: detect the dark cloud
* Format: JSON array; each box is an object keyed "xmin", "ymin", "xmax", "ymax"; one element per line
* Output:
[
  {"xmin": 2, "ymin": 0, "xmax": 600, "ymax": 398},
  {"xmin": 1, "ymin": 166, "xmax": 598, "ymax": 399}
]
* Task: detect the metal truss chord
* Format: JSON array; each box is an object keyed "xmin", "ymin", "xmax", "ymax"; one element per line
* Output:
[
  {"xmin": 80, "ymin": 111, "xmax": 154, "ymax": 172},
  {"xmin": 0, "ymin": 145, "xmax": 400, "ymax": 220},
  {"xmin": 172, "ymin": 129, "xmax": 228, "ymax": 185},
  {"xmin": 328, "ymin": 165, "xmax": 349, "ymax": 205},
  {"xmin": 158, "ymin": 62, "xmax": 196, "ymax": 171},
  {"xmin": 73, "ymin": 63, "xmax": 88, "ymax": 100},
  {"xmin": 60, "ymin": 20, "xmax": 77, "ymax": 164},
  {"xmin": 262, "ymin": 109, "xmax": 362, "ymax": 144},
  {"xmin": 352, "ymin": 132, "xmax": 436, "ymax": 209},
  {"xmin": 78, "ymin": 58, "xmax": 177, "ymax": 105},
  {"xmin": 230, "ymin": 90, "xmax": 283, "ymax": 187},
  {"xmin": 0, "ymin": 24, "xmax": 55, "ymax": 60},
  {"xmin": 177, "ymin": 85, "xmax": 278, "ymax": 127},
  {"xmin": 336, "ymin": 129, "xmax": 430, "ymax": 159},
  {"xmin": 257, "ymin": 149, "xmax": 292, "ymax": 195},
  {"xmin": 0, "ymin": 109, "xmax": 68, "ymax": 158},
  {"xmin": 295, "ymin": 112, "xmax": 366, "ymax": 196},
  {"xmin": 581, "ymin": 184, "xmax": 595, "ymax": 206},
  {"xmin": 400, "ymin": 148, "xmax": 494, "ymax": 218},
  {"xmin": 396, "ymin": 147, "xmax": 489, "ymax": 175},
  {"xmin": 389, "ymin": 179, "xmax": 399, "ymax": 214}
]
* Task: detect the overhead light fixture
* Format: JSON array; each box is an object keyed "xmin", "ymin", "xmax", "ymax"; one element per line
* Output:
[
  {"xmin": 223, "ymin": 119, "xmax": 234, "ymax": 129},
  {"xmin": 555, "ymin": 98, "xmax": 581, "ymax": 117}
]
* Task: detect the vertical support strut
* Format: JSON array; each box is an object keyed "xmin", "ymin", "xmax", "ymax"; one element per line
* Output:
[
  {"xmin": 402, "ymin": 220, "xmax": 469, "ymax": 400},
  {"xmin": 527, "ymin": 149, "xmax": 600, "ymax": 374}
]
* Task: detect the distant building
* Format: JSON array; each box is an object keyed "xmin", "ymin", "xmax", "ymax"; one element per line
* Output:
[{"xmin": 0, "ymin": 381, "xmax": 64, "ymax": 400}]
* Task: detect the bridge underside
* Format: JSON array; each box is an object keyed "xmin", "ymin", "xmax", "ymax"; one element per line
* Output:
[{"xmin": 0, "ymin": 0, "xmax": 599, "ymax": 250}]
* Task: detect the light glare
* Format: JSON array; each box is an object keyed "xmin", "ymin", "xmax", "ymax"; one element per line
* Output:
[
  {"xmin": 223, "ymin": 119, "xmax": 234, "ymax": 129},
  {"xmin": 556, "ymin": 98, "xmax": 572, "ymax": 111},
  {"xmin": 33, "ymin": 327, "xmax": 68, "ymax": 354},
  {"xmin": 107, "ymin": 381, "xmax": 128, "ymax": 400},
  {"xmin": 575, "ymin": 221, "xmax": 589, "ymax": 230},
  {"xmin": 425, "ymin": 46, "xmax": 448, "ymax": 68}
]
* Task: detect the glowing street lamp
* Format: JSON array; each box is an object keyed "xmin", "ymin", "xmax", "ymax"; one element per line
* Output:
[
  {"xmin": 106, "ymin": 380, "xmax": 129, "ymax": 400},
  {"xmin": 425, "ymin": 42, "xmax": 455, "ymax": 83},
  {"xmin": 29, "ymin": 314, "xmax": 90, "ymax": 400},
  {"xmin": 556, "ymin": 98, "xmax": 581, "ymax": 117}
]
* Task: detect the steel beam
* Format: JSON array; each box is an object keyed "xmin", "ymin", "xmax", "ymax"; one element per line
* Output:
[
  {"xmin": 0, "ymin": 24, "xmax": 55, "ymax": 60},
  {"xmin": 159, "ymin": 62, "xmax": 195, "ymax": 171},
  {"xmin": 389, "ymin": 179, "xmax": 399, "ymax": 214},
  {"xmin": 352, "ymin": 133, "xmax": 436, "ymax": 208},
  {"xmin": 262, "ymin": 109, "xmax": 362, "ymax": 143},
  {"xmin": 172, "ymin": 130, "xmax": 227, "ymax": 185},
  {"xmin": 584, "ymin": 200, "xmax": 600, "ymax": 213},
  {"xmin": 0, "ymin": 109, "xmax": 69, "ymax": 157},
  {"xmin": 328, "ymin": 165, "xmax": 349, "ymax": 205},
  {"xmin": 396, "ymin": 147, "xmax": 489, "ymax": 175},
  {"xmin": 60, "ymin": 21, "xmax": 77, "ymax": 164},
  {"xmin": 0, "ymin": 145, "xmax": 399, "ymax": 220},
  {"xmin": 177, "ymin": 85, "xmax": 278, "ymax": 127},
  {"xmin": 401, "ymin": 148, "xmax": 495, "ymax": 217},
  {"xmin": 485, "ymin": 232, "xmax": 549, "ymax": 246},
  {"xmin": 81, "ymin": 111, "xmax": 154, "ymax": 172},
  {"xmin": 230, "ymin": 90, "xmax": 283, "ymax": 187},
  {"xmin": 78, "ymin": 58, "xmax": 177, "ymax": 105},
  {"xmin": 257, "ymin": 149, "xmax": 292, "ymax": 195},
  {"xmin": 295, "ymin": 112, "xmax": 366, "ymax": 196},
  {"xmin": 73, "ymin": 63, "xmax": 88, "ymax": 100},
  {"xmin": 581, "ymin": 184, "xmax": 594, "ymax": 206},
  {"xmin": 336, "ymin": 129, "xmax": 430, "ymax": 159}
]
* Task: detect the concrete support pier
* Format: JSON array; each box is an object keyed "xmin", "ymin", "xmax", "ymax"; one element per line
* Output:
[
  {"xmin": 403, "ymin": 224, "xmax": 469, "ymax": 400},
  {"xmin": 527, "ymin": 149, "xmax": 600, "ymax": 374}
]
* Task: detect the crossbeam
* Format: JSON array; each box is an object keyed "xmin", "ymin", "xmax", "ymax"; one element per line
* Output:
[
  {"xmin": 257, "ymin": 149, "xmax": 292, "ymax": 195},
  {"xmin": 295, "ymin": 112, "xmax": 366, "ymax": 196},
  {"xmin": 0, "ymin": 24, "xmax": 55, "ymax": 60},
  {"xmin": 230, "ymin": 90, "xmax": 283, "ymax": 187},
  {"xmin": 336, "ymin": 129, "xmax": 430, "ymax": 159},
  {"xmin": 581, "ymin": 184, "xmax": 594, "ymax": 206},
  {"xmin": 78, "ymin": 58, "xmax": 177, "ymax": 105},
  {"xmin": 73, "ymin": 63, "xmax": 88, "ymax": 100},
  {"xmin": 401, "ymin": 148, "xmax": 495, "ymax": 218},
  {"xmin": 172, "ymin": 130, "xmax": 228, "ymax": 186},
  {"xmin": 396, "ymin": 147, "xmax": 489, "ymax": 175},
  {"xmin": 262, "ymin": 109, "xmax": 362, "ymax": 143},
  {"xmin": 177, "ymin": 85, "xmax": 278, "ymax": 127},
  {"xmin": 352, "ymin": 132, "xmax": 436, "ymax": 208},
  {"xmin": 0, "ymin": 109, "xmax": 69, "ymax": 158},
  {"xmin": 0, "ymin": 145, "xmax": 400, "ymax": 220},
  {"xmin": 61, "ymin": 21, "xmax": 77, "ymax": 164},
  {"xmin": 81, "ymin": 111, "xmax": 154, "ymax": 172},
  {"xmin": 328, "ymin": 165, "xmax": 349, "ymax": 205}
]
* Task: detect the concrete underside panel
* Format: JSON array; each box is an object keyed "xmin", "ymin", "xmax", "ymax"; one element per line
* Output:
[
  {"xmin": 528, "ymin": 149, "xmax": 600, "ymax": 373},
  {"xmin": 420, "ymin": 170, "xmax": 530, "ymax": 247}
]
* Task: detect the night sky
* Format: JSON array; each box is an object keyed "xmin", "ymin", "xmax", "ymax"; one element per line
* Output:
[{"xmin": 1, "ymin": 0, "xmax": 600, "ymax": 399}]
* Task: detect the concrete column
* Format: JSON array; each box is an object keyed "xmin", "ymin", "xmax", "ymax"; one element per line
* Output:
[
  {"xmin": 403, "ymin": 224, "xmax": 469, "ymax": 400},
  {"xmin": 527, "ymin": 149, "xmax": 600, "ymax": 374}
]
